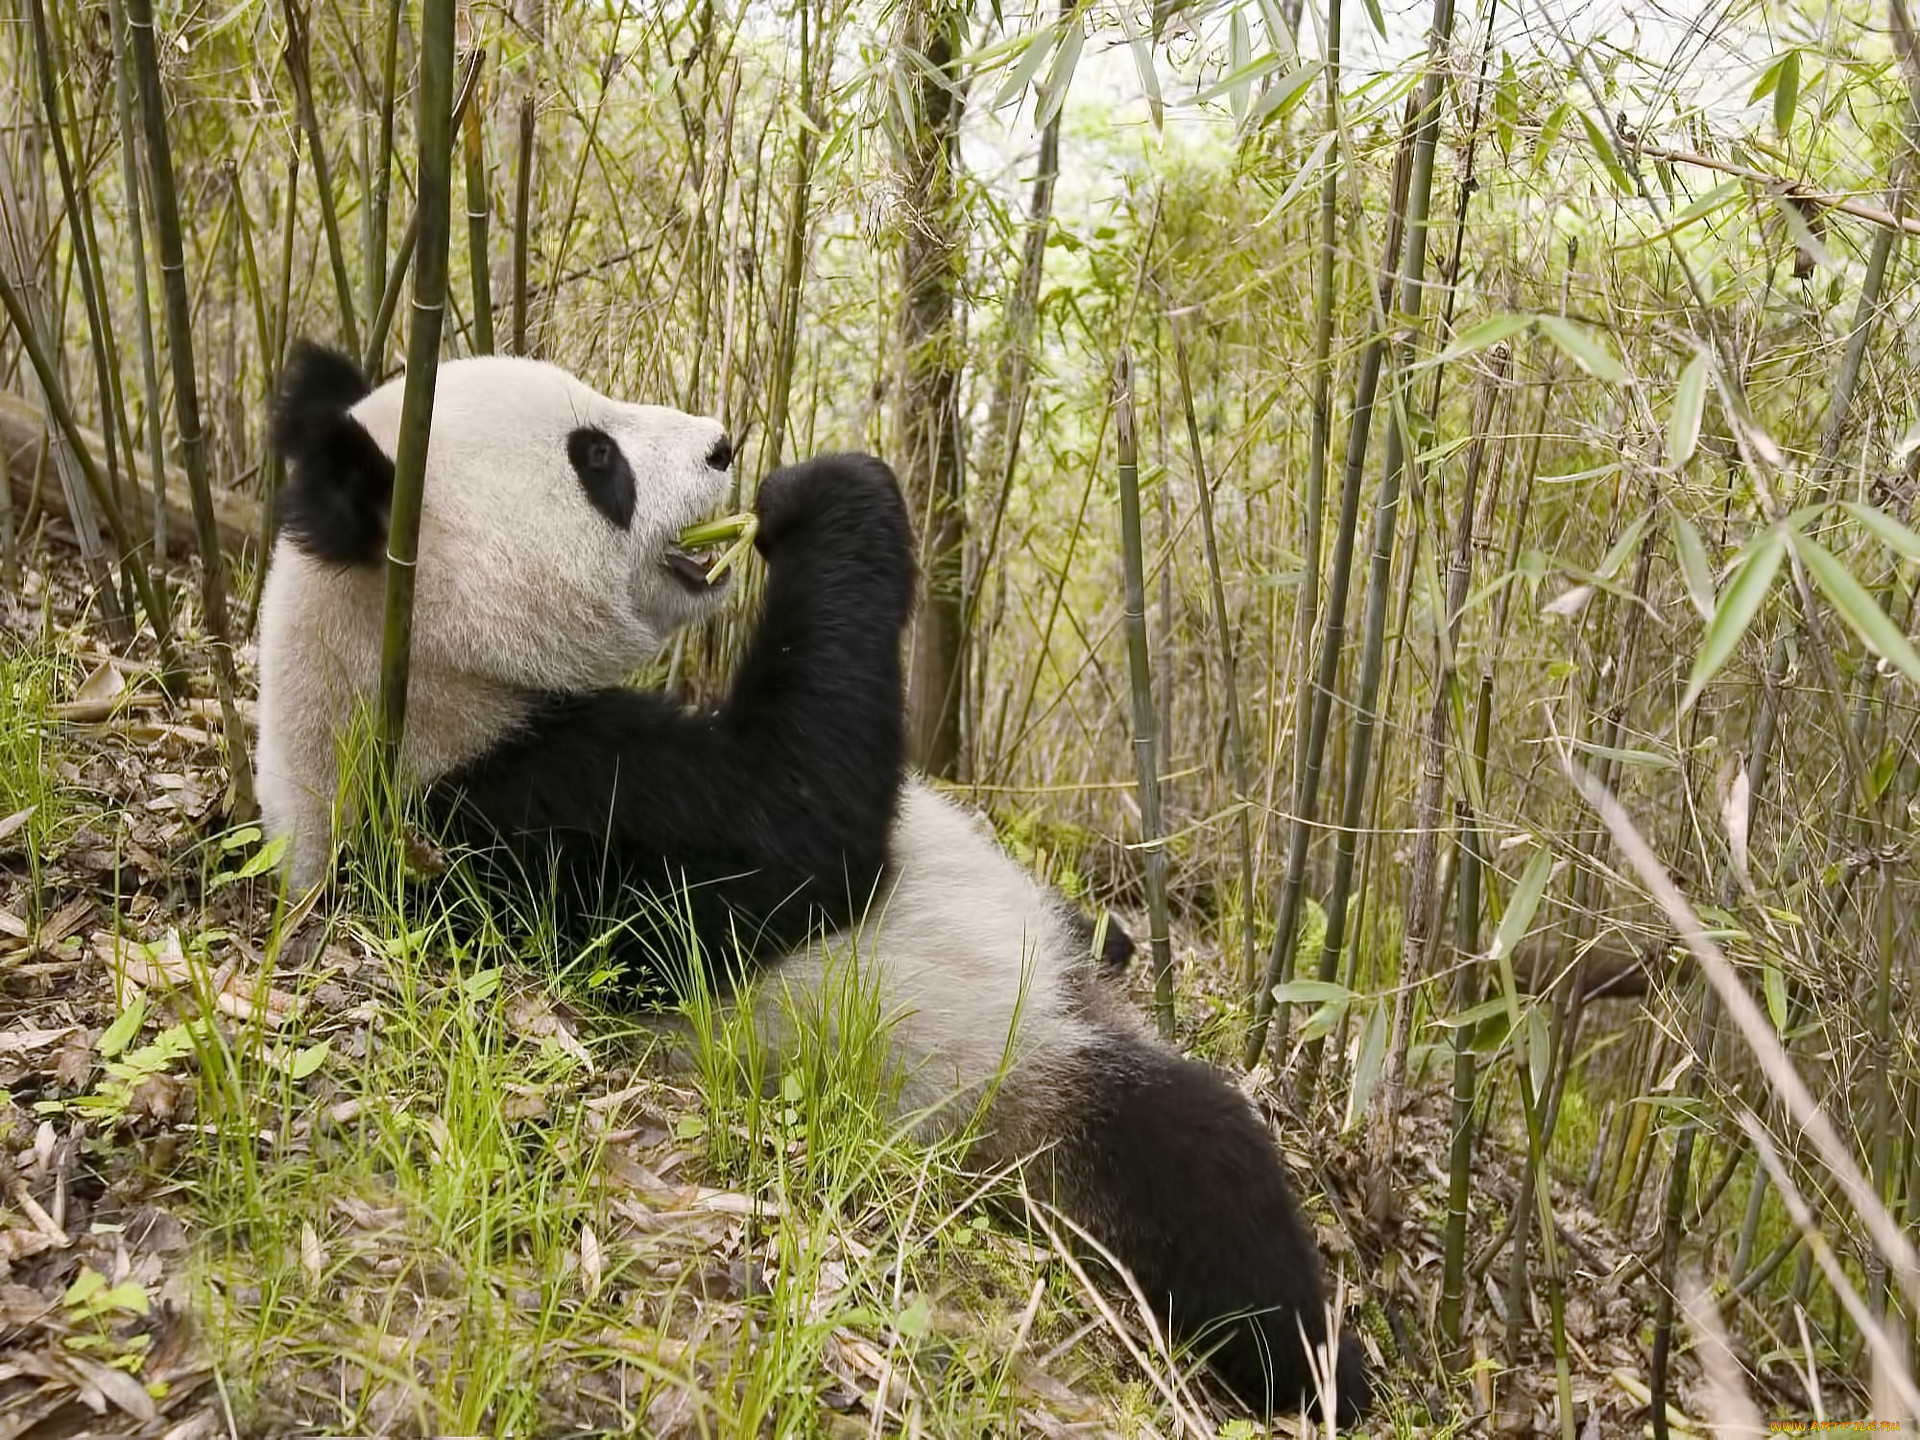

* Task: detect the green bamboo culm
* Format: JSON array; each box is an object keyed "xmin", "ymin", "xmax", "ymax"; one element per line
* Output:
[
  {"xmin": 378, "ymin": 0, "xmax": 458, "ymax": 764},
  {"xmin": 124, "ymin": 0, "xmax": 256, "ymax": 816},
  {"xmin": 1114, "ymin": 347, "xmax": 1174, "ymax": 1039},
  {"xmin": 462, "ymin": 50, "xmax": 495, "ymax": 355}
]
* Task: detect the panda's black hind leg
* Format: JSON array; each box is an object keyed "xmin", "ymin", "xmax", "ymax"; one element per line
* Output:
[{"xmin": 1036, "ymin": 1032, "xmax": 1369, "ymax": 1425}]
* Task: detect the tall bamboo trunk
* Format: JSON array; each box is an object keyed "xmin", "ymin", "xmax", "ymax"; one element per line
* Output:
[{"xmin": 894, "ymin": 0, "xmax": 969, "ymax": 779}]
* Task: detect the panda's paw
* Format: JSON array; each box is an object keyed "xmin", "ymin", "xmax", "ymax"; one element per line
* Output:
[{"xmin": 753, "ymin": 453, "xmax": 911, "ymax": 568}]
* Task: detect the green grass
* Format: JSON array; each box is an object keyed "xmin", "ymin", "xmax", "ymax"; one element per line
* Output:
[{"xmin": 175, "ymin": 816, "xmax": 1135, "ymax": 1437}]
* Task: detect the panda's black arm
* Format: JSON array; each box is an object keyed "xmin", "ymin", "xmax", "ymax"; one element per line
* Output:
[{"xmin": 426, "ymin": 453, "xmax": 914, "ymax": 985}]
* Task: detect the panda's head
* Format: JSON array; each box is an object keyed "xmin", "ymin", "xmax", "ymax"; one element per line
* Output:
[
  {"xmin": 271, "ymin": 342, "xmax": 737, "ymax": 680},
  {"xmin": 256, "ymin": 343, "xmax": 735, "ymax": 882}
]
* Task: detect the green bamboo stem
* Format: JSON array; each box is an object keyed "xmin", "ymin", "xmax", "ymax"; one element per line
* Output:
[
  {"xmin": 462, "ymin": 49, "xmax": 495, "ymax": 355},
  {"xmin": 1244, "ymin": 94, "xmax": 1418, "ymax": 1072},
  {"xmin": 370, "ymin": 0, "xmax": 404, "ymax": 324},
  {"xmin": 125, "ymin": 0, "xmax": 254, "ymax": 814},
  {"xmin": 511, "ymin": 93, "xmax": 534, "ymax": 355},
  {"xmin": 281, "ymin": 0, "xmax": 361, "ymax": 360},
  {"xmin": 29, "ymin": 0, "xmax": 136, "ymax": 646},
  {"xmin": 106, "ymin": 0, "xmax": 169, "ymax": 569},
  {"xmin": 1277, "ymin": 0, "xmax": 1340, "ymax": 1030},
  {"xmin": 377, "ymin": 0, "xmax": 457, "ymax": 761},
  {"xmin": 1115, "ymin": 346, "xmax": 1174, "ymax": 1038},
  {"xmin": 1170, "ymin": 315, "xmax": 1256, "ymax": 998},
  {"xmin": 1300, "ymin": 0, "xmax": 1455, "ymax": 1106}
]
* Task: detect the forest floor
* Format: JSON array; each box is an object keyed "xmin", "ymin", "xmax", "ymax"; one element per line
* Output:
[{"xmin": 0, "ymin": 534, "xmax": 1712, "ymax": 1438}]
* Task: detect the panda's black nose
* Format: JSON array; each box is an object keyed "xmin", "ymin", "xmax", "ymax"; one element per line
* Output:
[{"xmin": 705, "ymin": 435, "xmax": 734, "ymax": 472}]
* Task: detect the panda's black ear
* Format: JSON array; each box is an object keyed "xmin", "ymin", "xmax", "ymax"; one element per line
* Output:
[{"xmin": 271, "ymin": 340, "xmax": 394, "ymax": 566}]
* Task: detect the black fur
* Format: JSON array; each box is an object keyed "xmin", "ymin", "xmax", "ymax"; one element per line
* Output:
[
  {"xmin": 271, "ymin": 342, "xmax": 394, "ymax": 565},
  {"xmin": 423, "ymin": 452, "xmax": 915, "ymax": 993},
  {"xmin": 567, "ymin": 425, "xmax": 636, "ymax": 529},
  {"xmin": 1061, "ymin": 907, "xmax": 1136, "ymax": 970},
  {"xmin": 1045, "ymin": 1037, "xmax": 1370, "ymax": 1424}
]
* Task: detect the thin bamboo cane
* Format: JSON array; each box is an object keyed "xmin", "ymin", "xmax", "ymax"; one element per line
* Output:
[
  {"xmin": 281, "ymin": 0, "xmax": 362, "ymax": 359},
  {"xmin": 124, "ymin": 0, "xmax": 254, "ymax": 812},
  {"xmin": 377, "ymin": 0, "xmax": 457, "ymax": 760},
  {"xmin": 1115, "ymin": 346, "xmax": 1174, "ymax": 1038}
]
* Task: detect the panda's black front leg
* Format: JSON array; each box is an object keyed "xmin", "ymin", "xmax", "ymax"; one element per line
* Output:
[{"xmin": 427, "ymin": 452, "xmax": 915, "ymax": 992}]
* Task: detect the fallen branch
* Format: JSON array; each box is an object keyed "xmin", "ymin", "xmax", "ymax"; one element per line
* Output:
[
  {"xmin": 1639, "ymin": 144, "xmax": 1920, "ymax": 240},
  {"xmin": 0, "ymin": 389, "xmax": 262, "ymax": 555}
]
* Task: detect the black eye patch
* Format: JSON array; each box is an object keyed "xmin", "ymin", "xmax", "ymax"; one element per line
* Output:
[{"xmin": 567, "ymin": 425, "xmax": 636, "ymax": 529}]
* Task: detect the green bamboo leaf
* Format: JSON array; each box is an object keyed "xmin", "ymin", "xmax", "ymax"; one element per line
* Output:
[
  {"xmin": 1671, "ymin": 512, "xmax": 1716, "ymax": 621},
  {"xmin": 1246, "ymin": 60, "xmax": 1322, "ymax": 131},
  {"xmin": 1257, "ymin": 128, "xmax": 1334, "ymax": 224},
  {"xmin": 1359, "ymin": 0, "xmax": 1387, "ymax": 38},
  {"xmin": 1681, "ymin": 528, "xmax": 1786, "ymax": 713},
  {"xmin": 1117, "ymin": 4, "xmax": 1161, "ymax": 130},
  {"xmin": 1794, "ymin": 532, "xmax": 1920, "ymax": 685},
  {"xmin": 1228, "ymin": 9, "xmax": 1250, "ymax": 122},
  {"xmin": 990, "ymin": 22, "xmax": 1059, "ymax": 113},
  {"xmin": 1537, "ymin": 315, "xmax": 1628, "ymax": 383},
  {"xmin": 1596, "ymin": 511, "xmax": 1650, "ymax": 582},
  {"xmin": 1344, "ymin": 1003, "xmax": 1389, "ymax": 1132},
  {"xmin": 1748, "ymin": 51, "xmax": 1784, "ymax": 105},
  {"xmin": 1270, "ymin": 978, "xmax": 1354, "ymax": 1007},
  {"xmin": 1763, "ymin": 958, "xmax": 1788, "ymax": 1032},
  {"xmin": 1489, "ymin": 847, "xmax": 1553, "ymax": 972},
  {"xmin": 1841, "ymin": 500, "xmax": 1920, "ymax": 564},
  {"xmin": 1773, "ymin": 49, "xmax": 1800, "ymax": 135},
  {"xmin": 1034, "ymin": 19, "xmax": 1083, "ymax": 129},
  {"xmin": 1668, "ymin": 352, "xmax": 1707, "ymax": 466},
  {"xmin": 1580, "ymin": 110, "xmax": 1632, "ymax": 194},
  {"xmin": 1439, "ymin": 311, "xmax": 1535, "ymax": 361}
]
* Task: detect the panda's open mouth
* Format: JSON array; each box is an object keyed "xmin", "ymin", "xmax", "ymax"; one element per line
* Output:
[{"xmin": 660, "ymin": 542, "xmax": 730, "ymax": 594}]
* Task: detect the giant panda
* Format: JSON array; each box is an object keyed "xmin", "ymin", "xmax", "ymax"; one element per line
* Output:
[{"xmin": 255, "ymin": 341, "xmax": 1371, "ymax": 1426}]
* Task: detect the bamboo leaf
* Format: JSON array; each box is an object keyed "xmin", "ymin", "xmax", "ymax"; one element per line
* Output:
[
  {"xmin": 1681, "ymin": 528, "xmax": 1786, "ymax": 713},
  {"xmin": 1579, "ymin": 110, "xmax": 1632, "ymax": 194},
  {"xmin": 1034, "ymin": 17, "xmax": 1083, "ymax": 130},
  {"xmin": 1763, "ymin": 958, "xmax": 1788, "ymax": 1032},
  {"xmin": 1228, "ymin": 8, "xmax": 1250, "ymax": 123},
  {"xmin": 1270, "ymin": 979, "xmax": 1354, "ymax": 1007},
  {"xmin": 1794, "ymin": 532, "xmax": 1920, "ymax": 686},
  {"xmin": 989, "ymin": 22, "xmax": 1058, "ymax": 113},
  {"xmin": 1117, "ymin": 4, "xmax": 1161, "ymax": 130},
  {"xmin": 1773, "ymin": 48, "xmax": 1800, "ymax": 134},
  {"xmin": 1439, "ymin": 311, "xmax": 1535, "ymax": 361},
  {"xmin": 1359, "ymin": 0, "xmax": 1387, "ymax": 39},
  {"xmin": 1596, "ymin": 512, "xmax": 1650, "ymax": 582},
  {"xmin": 1246, "ymin": 60, "xmax": 1323, "ymax": 131},
  {"xmin": 1344, "ymin": 1003, "xmax": 1389, "ymax": 1132},
  {"xmin": 1668, "ymin": 351, "xmax": 1707, "ymax": 466},
  {"xmin": 1488, "ymin": 847, "xmax": 1553, "ymax": 973},
  {"xmin": 1841, "ymin": 500, "xmax": 1920, "ymax": 565},
  {"xmin": 1536, "ymin": 315, "xmax": 1628, "ymax": 383},
  {"xmin": 1257, "ymin": 129, "xmax": 1335, "ymax": 225},
  {"xmin": 1671, "ymin": 512, "xmax": 1716, "ymax": 621}
]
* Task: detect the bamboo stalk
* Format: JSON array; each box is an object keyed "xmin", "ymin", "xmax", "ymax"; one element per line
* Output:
[
  {"xmin": 125, "ymin": 0, "xmax": 254, "ymax": 813},
  {"xmin": 1301, "ymin": 0, "xmax": 1455, "ymax": 1103},
  {"xmin": 107, "ymin": 0, "xmax": 169, "ymax": 568},
  {"xmin": 281, "ymin": 0, "xmax": 362, "ymax": 360},
  {"xmin": 1115, "ymin": 346, "xmax": 1174, "ymax": 1038},
  {"xmin": 1244, "ymin": 95, "xmax": 1417, "ymax": 1070},
  {"xmin": 511, "ymin": 93, "xmax": 535, "ymax": 357},
  {"xmin": 1169, "ymin": 315, "xmax": 1256, "ymax": 998},
  {"xmin": 377, "ymin": 0, "xmax": 457, "ymax": 759},
  {"xmin": 462, "ymin": 46, "xmax": 495, "ymax": 355},
  {"xmin": 370, "ymin": 0, "xmax": 404, "ymax": 323}
]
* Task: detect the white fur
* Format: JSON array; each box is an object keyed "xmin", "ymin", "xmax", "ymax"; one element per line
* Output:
[
  {"xmin": 758, "ymin": 780, "xmax": 1109, "ymax": 1139},
  {"xmin": 257, "ymin": 356, "xmax": 730, "ymax": 888}
]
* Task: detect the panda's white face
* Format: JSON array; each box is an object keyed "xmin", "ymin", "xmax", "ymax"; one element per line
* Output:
[
  {"xmin": 348, "ymin": 355, "xmax": 736, "ymax": 690},
  {"xmin": 256, "ymin": 351, "xmax": 735, "ymax": 884}
]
